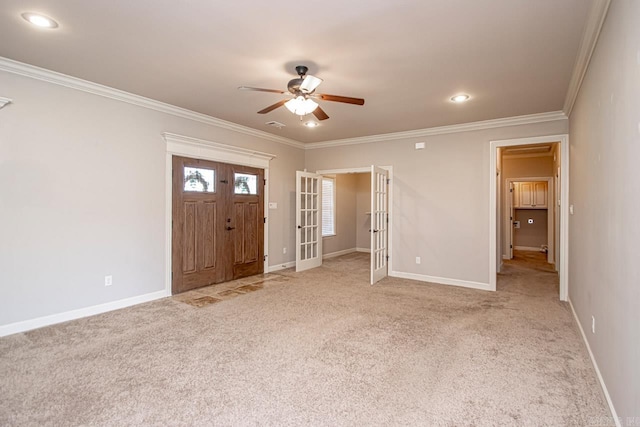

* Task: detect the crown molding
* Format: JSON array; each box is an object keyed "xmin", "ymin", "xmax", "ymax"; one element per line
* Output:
[
  {"xmin": 305, "ymin": 111, "xmax": 567, "ymax": 150},
  {"xmin": 563, "ymin": 0, "xmax": 612, "ymax": 116},
  {"xmin": 0, "ymin": 57, "xmax": 305, "ymax": 149},
  {"xmin": 0, "ymin": 56, "xmax": 570, "ymax": 151},
  {"xmin": 162, "ymin": 132, "xmax": 275, "ymax": 164}
]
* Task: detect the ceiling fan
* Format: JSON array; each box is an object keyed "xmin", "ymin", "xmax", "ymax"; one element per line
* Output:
[{"xmin": 238, "ymin": 65, "xmax": 365, "ymax": 121}]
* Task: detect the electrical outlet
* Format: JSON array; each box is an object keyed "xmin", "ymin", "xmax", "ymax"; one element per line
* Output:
[
  {"xmin": 105, "ymin": 275, "xmax": 113, "ymax": 287},
  {"xmin": 591, "ymin": 316, "xmax": 595, "ymax": 334},
  {"xmin": 283, "ymin": 247, "xmax": 287, "ymax": 254},
  {"xmin": 415, "ymin": 257, "xmax": 421, "ymax": 265}
]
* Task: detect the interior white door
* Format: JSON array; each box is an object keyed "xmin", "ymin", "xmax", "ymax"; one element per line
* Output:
[
  {"xmin": 295, "ymin": 171, "xmax": 323, "ymax": 272},
  {"xmin": 370, "ymin": 166, "xmax": 389, "ymax": 284},
  {"xmin": 509, "ymin": 181, "xmax": 514, "ymax": 259}
]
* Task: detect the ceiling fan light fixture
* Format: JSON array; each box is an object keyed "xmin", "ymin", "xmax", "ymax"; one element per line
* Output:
[
  {"xmin": 21, "ymin": 12, "xmax": 59, "ymax": 28},
  {"xmin": 285, "ymin": 96, "xmax": 318, "ymax": 116},
  {"xmin": 300, "ymin": 75, "xmax": 323, "ymax": 93},
  {"xmin": 450, "ymin": 94, "xmax": 470, "ymax": 103}
]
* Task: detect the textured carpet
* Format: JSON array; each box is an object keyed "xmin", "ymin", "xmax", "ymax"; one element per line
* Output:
[{"xmin": 0, "ymin": 252, "xmax": 613, "ymax": 426}]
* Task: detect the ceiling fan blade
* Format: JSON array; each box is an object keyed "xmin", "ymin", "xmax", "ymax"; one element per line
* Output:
[
  {"xmin": 300, "ymin": 75, "xmax": 323, "ymax": 93},
  {"xmin": 316, "ymin": 93, "xmax": 365, "ymax": 105},
  {"xmin": 312, "ymin": 106, "xmax": 329, "ymax": 121},
  {"xmin": 257, "ymin": 99, "xmax": 287, "ymax": 114},
  {"xmin": 238, "ymin": 86, "xmax": 286, "ymax": 94}
]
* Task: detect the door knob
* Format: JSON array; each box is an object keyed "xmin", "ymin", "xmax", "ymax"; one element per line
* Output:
[
  {"xmin": 297, "ymin": 225, "xmax": 302, "ymax": 229},
  {"xmin": 226, "ymin": 226, "xmax": 236, "ymax": 231}
]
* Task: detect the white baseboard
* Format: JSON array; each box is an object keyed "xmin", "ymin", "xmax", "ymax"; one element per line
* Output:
[
  {"xmin": 267, "ymin": 261, "xmax": 295, "ymax": 272},
  {"xmin": 514, "ymin": 246, "xmax": 544, "ymax": 251},
  {"xmin": 323, "ymin": 248, "xmax": 357, "ymax": 259},
  {"xmin": 0, "ymin": 290, "xmax": 169, "ymax": 338},
  {"xmin": 269, "ymin": 248, "xmax": 369, "ymax": 272},
  {"xmin": 389, "ymin": 271, "xmax": 492, "ymax": 292},
  {"xmin": 568, "ymin": 299, "xmax": 620, "ymax": 427}
]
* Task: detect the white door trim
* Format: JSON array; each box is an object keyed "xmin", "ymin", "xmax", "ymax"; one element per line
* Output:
[
  {"xmin": 489, "ymin": 134, "xmax": 569, "ymax": 300},
  {"xmin": 504, "ymin": 177, "xmax": 554, "ymax": 264},
  {"xmin": 316, "ymin": 166, "xmax": 394, "ymax": 274},
  {"xmin": 163, "ymin": 132, "xmax": 275, "ymax": 296}
]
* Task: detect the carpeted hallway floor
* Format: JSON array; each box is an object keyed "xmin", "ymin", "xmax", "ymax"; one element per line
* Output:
[{"xmin": 0, "ymin": 252, "xmax": 613, "ymax": 426}]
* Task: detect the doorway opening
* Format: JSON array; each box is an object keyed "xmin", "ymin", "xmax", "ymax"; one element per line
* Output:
[
  {"xmin": 296, "ymin": 166, "xmax": 392, "ymax": 285},
  {"xmin": 489, "ymin": 135, "xmax": 569, "ymax": 300},
  {"xmin": 505, "ymin": 177, "xmax": 555, "ymax": 264}
]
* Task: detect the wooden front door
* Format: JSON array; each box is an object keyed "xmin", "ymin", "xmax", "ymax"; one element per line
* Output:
[
  {"xmin": 172, "ymin": 156, "xmax": 264, "ymax": 294},
  {"xmin": 229, "ymin": 164, "xmax": 264, "ymax": 279}
]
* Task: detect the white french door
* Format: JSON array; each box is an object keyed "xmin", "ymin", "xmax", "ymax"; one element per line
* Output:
[
  {"xmin": 295, "ymin": 171, "xmax": 323, "ymax": 272},
  {"xmin": 370, "ymin": 166, "xmax": 389, "ymax": 284}
]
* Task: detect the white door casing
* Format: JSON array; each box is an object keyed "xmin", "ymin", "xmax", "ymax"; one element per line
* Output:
[
  {"xmin": 509, "ymin": 181, "xmax": 514, "ymax": 260},
  {"xmin": 370, "ymin": 166, "xmax": 389, "ymax": 284},
  {"xmin": 296, "ymin": 171, "xmax": 323, "ymax": 272},
  {"xmin": 489, "ymin": 134, "xmax": 569, "ymax": 301}
]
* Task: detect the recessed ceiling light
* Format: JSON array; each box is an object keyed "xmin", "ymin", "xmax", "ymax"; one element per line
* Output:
[
  {"xmin": 304, "ymin": 121, "xmax": 319, "ymax": 128},
  {"xmin": 450, "ymin": 94, "xmax": 470, "ymax": 103},
  {"xmin": 21, "ymin": 12, "xmax": 59, "ymax": 29}
]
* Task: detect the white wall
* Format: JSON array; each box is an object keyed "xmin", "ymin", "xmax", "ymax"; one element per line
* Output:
[
  {"xmin": 305, "ymin": 120, "xmax": 568, "ymax": 287},
  {"xmin": 0, "ymin": 70, "xmax": 304, "ymax": 328},
  {"xmin": 568, "ymin": 0, "xmax": 640, "ymax": 420}
]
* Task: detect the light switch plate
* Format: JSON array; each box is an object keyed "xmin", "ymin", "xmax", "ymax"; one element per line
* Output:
[{"xmin": 268, "ymin": 202, "xmax": 277, "ymax": 209}]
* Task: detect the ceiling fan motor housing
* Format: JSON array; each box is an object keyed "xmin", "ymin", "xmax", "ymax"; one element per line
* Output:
[{"xmin": 287, "ymin": 78, "xmax": 305, "ymax": 95}]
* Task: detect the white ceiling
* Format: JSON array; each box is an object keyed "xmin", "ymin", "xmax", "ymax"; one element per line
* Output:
[{"xmin": 0, "ymin": 0, "xmax": 592, "ymax": 143}]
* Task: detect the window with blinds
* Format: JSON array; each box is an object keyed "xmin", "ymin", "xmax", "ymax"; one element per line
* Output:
[{"xmin": 322, "ymin": 178, "xmax": 335, "ymax": 236}]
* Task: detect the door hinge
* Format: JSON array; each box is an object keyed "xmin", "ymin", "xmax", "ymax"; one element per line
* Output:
[
  {"xmin": 386, "ymin": 214, "xmax": 389, "ymax": 223},
  {"xmin": 510, "ymin": 188, "xmax": 513, "ymax": 192},
  {"xmin": 263, "ymin": 255, "xmax": 268, "ymax": 261},
  {"xmin": 264, "ymin": 217, "xmax": 267, "ymax": 223},
  {"xmin": 264, "ymin": 179, "xmax": 267, "ymax": 186},
  {"xmin": 510, "ymin": 245, "xmax": 513, "ymax": 249},
  {"xmin": 386, "ymin": 178, "xmax": 390, "ymax": 185},
  {"xmin": 386, "ymin": 255, "xmax": 389, "ymax": 261}
]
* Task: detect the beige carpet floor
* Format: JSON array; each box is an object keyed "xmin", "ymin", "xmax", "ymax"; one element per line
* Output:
[{"xmin": 0, "ymin": 252, "xmax": 613, "ymax": 426}]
